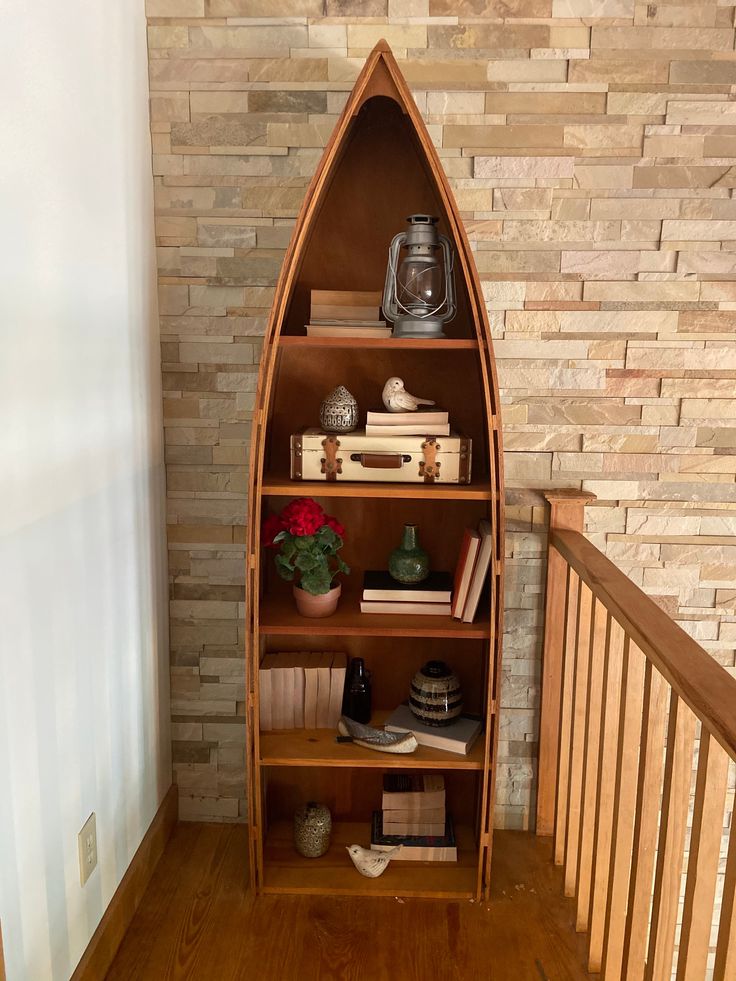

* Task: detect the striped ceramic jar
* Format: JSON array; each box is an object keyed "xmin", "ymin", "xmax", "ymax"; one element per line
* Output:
[{"xmin": 409, "ymin": 660, "xmax": 463, "ymax": 727}]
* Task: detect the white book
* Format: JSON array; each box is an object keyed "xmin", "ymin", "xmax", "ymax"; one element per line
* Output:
[
  {"xmin": 365, "ymin": 423, "xmax": 450, "ymax": 437},
  {"xmin": 384, "ymin": 704, "xmax": 483, "ymax": 757},
  {"xmin": 360, "ymin": 601, "xmax": 452, "ymax": 616},
  {"xmin": 462, "ymin": 520, "xmax": 494, "ymax": 624},
  {"xmin": 258, "ymin": 655, "xmax": 273, "ymax": 732},
  {"xmin": 303, "ymin": 653, "xmax": 321, "ymax": 729},
  {"xmin": 315, "ymin": 652, "xmax": 334, "ymax": 728}
]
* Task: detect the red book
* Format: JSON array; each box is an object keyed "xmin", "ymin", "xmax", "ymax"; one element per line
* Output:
[{"xmin": 451, "ymin": 528, "xmax": 481, "ymax": 619}]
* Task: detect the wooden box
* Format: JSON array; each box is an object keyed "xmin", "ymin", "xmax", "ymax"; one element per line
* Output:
[{"xmin": 290, "ymin": 428, "xmax": 472, "ymax": 484}]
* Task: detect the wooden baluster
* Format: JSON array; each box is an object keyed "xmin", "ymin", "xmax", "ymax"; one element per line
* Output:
[
  {"xmin": 676, "ymin": 730, "xmax": 730, "ymax": 981},
  {"xmin": 537, "ymin": 490, "xmax": 596, "ymax": 837},
  {"xmin": 645, "ymin": 694, "xmax": 697, "ymax": 981},
  {"xmin": 564, "ymin": 581, "xmax": 593, "ymax": 897},
  {"xmin": 588, "ymin": 616, "xmax": 625, "ymax": 973},
  {"xmin": 576, "ymin": 604, "xmax": 609, "ymax": 931},
  {"xmin": 601, "ymin": 639, "xmax": 646, "ymax": 981},
  {"xmin": 714, "ymin": 800, "xmax": 736, "ymax": 981},
  {"xmin": 622, "ymin": 663, "xmax": 670, "ymax": 979},
  {"xmin": 555, "ymin": 566, "xmax": 580, "ymax": 867}
]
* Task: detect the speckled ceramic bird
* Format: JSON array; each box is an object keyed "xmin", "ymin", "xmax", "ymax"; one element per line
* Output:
[
  {"xmin": 346, "ymin": 844, "xmax": 401, "ymax": 878},
  {"xmin": 382, "ymin": 377, "xmax": 436, "ymax": 413}
]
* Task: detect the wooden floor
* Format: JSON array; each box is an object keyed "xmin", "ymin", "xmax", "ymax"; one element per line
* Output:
[{"xmin": 106, "ymin": 824, "xmax": 594, "ymax": 981}]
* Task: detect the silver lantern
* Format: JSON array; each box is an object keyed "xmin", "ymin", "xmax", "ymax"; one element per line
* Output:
[{"xmin": 382, "ymin": 214, "xmax": 456, "ymax": 339}]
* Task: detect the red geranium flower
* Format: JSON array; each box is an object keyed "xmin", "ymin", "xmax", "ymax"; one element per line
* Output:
[
  {"xmin": 262, "ymin": 513, "xmax": 286, "ymax": 547},
  {"xmin": 325, "ymin": 515, "xmax": 345, "ymax": 539},
  {"xmin": 281, "ymin": 497, "xmax": 325, "ymax": 537}
]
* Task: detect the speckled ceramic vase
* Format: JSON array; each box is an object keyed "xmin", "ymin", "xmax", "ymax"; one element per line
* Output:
[
  {"xmin": 294, "ymin": 801, "xmax": 332, "ymax": 858},
  {"xmin": 319, "ymin": 385, "xmax": 359, "ymax": 433},
  {"xmin": 388, "ymin": 524, "xmax": 429, "ymax": 584},
  {"xmin": 409, "ymin": 660, "xmax": 463, "ymax": 727}
]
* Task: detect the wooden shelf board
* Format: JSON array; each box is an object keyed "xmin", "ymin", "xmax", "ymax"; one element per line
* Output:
[
  {"xmin": 259, "ymin": 712, "xmax": 485, "ymax": 770},
  {"xmin": 259, "ymin": 593, "xmax": 490, "ymax": 638},
  {"xmin": 279, "ymin": 336, "xmax": 479, "ymax": 350},
  {"xmin": 261, "ymin": 472, "xmax": 494, "ymax": 501},
  {"xmin": 261, "ymin": 820, "xmax": 478, "ymax": 898}
]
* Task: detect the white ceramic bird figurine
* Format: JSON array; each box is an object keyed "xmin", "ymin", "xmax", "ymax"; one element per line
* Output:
[
  {"xmin": 346, "ymin": 844, "xmax": 401, "ymax": 878},
  {"xmin": 382, "ymin": 376, "xmax": 436, "ymax": 413}
]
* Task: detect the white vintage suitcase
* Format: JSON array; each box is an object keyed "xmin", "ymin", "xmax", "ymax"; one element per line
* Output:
[{"xmin": 290, "ymin": 428, "xmax": 472, "ymax": 484}]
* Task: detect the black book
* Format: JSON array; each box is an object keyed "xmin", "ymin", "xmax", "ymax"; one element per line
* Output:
[
  {"xmin": 370, "ymin": 811, "xmax": 458, "ymax": 861},
  {"xmin": 362, "ymin": 570, "xmax": 453, "ymax": 603}
]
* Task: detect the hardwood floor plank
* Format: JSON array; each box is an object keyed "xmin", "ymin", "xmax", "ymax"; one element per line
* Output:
[{"xmin": 106, "ymin": 825, "xmax": 593, "ymax": 981}]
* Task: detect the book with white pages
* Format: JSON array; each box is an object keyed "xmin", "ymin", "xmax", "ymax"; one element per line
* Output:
[{"xmin": 462, "ymin": 519, "xmax": 493, "ymax": 624}]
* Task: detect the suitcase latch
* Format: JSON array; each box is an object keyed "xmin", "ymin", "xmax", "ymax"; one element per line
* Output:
[
  {"xmin": 320, "ymin": 436, "xmax": 342, "ymax": 481},
  {"xmin": 420, "ymin": 438, "xmax": 441, "ymax": 483}
]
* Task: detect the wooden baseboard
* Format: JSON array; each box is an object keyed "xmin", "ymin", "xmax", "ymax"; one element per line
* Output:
[{"xmin": 71, "ymin": 783, "xmax": 178, "ymax": 981}]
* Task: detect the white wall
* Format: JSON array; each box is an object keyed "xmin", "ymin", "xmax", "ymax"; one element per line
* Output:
[{"xmin": 0, "ymin": 2, "xmax": 170, "ymax": 978}]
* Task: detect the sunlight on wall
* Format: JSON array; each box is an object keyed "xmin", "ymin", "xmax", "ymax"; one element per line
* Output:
[{"xmin": 0, "ymin": 2, "xmax": 170, "ymax": 978}]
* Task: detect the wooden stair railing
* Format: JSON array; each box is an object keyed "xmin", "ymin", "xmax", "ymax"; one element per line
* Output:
[{"xmin": 537, "ymin": 490, "xmax": 736, "ymax": 980}]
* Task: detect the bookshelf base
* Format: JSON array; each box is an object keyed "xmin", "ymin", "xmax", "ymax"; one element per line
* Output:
[{"xmin": 261, "ymin": 820, "xmax": 480, "ymax": 899}]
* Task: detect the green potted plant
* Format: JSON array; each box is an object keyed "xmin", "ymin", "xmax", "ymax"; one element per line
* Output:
[{"xmin": 262, "ymin": 497, "xmax": 349, "ymax": 618}]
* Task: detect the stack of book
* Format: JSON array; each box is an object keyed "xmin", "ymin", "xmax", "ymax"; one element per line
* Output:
[
  {"xmin": 384, "ymin": 704, "xmax": 483, "ymax": 757},
  {"xmin": 360, "ymin": 570, "xmax": 453, "ymax": 617},
  {"xmin": 371, "ymin": 774, "xmax": 457, "ymax": 862},
  {"xmin": 365, "ymin": 408, "xmax": 450, "ymax": 437},
  {"xmin": 306, "ymin": 290, "xmax": 390, "ymax": 339},
  {"xmin": 452, "ymin": 518, "xmax": 494, "ymax": 623},
  {"xmin": 259, "ymin": 652, "xmax": 347, "ymax": 731}
]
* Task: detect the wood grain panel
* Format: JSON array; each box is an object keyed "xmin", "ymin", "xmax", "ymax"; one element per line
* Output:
[
  {"xmin": 564, "ymin": 580, "xmax": 593, "ymax": 897},
  {"xmin": 107, "ymin": 824, "xmax": 593, "ymax": 981},
  {"xmin": 575, "ymin": 601, "xmax": 608, "ymax": 932},
  {"xmin": 601, "ymin": 639, "xmax": 645, "ymax": 981},
  {"xmin": 555, "ymin": 566, "xmax": 579, "ymax": 867},
  {"xmin": 645, "ymin": 694, "xmax": 696, "ymax": 981},
  {"xmin": 588, "ymin": 616, "xmax": 625, "ymax": 973},
  {"xmin": 621, "ymin": 663, "xmax": 669, "ymax": 980},
  {"xmin": 714, "ymin": 814, "xmax": 736, "ymax": 981},
  {"xmin": 676, "ymin": 731, "xmax": 730, "ymax": 981}
]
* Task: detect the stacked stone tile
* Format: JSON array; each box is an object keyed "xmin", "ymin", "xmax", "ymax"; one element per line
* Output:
[{"xmin": 146, "ymin": 0, "xmax": 736, "ymax": 829}]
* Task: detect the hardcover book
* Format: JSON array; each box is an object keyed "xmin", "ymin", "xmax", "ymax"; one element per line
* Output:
[
  {"xmin": 381, "ymin": 774, "xmax": 446, "ymax": 811},
  {"xmin": 360, "ymin": 600, "xmax": 451, "ymax": 616},
  {"xmin": 362, "ymin": 570, "xmax": 453, "ymax": 604},
  {"xmin": 306, "ymin": 325, "xmax": 391, "ymax": 339},
  {"xmin": 462, "ymin": 519, "xmax": 494, "ymax": 624},
  {"xmin": 384, "ymin": 704, "xmax": 483, "ymax": 756},
  {"xmin": 370, "ymin": 811, "xmax": 457, "ymax": 862},
  {"xmin": 366, "ymin": 409, "xmax": 449, "ymax": 426},
  {"xmin": 364, "ymin": 423, "xmax": 450, "ymax": 437},
  {"xmin": 451, "ymin": 528, "xmax": 481, "ymax": 620}
]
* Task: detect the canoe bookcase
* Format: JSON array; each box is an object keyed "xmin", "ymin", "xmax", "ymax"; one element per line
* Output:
[{"xmin": 245, "ymin": 41, "xmax": 504, "ymax": 900}]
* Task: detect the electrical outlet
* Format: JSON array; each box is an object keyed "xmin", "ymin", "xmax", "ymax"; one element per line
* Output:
[{"xmin": 78, "ymin": 813, "xmax": 97, "ymax": 886}]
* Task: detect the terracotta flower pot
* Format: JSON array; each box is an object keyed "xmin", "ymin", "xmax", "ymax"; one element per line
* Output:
[{"xmin": 293, "ymin": 583, "xmax": 341, "ymax": 618}]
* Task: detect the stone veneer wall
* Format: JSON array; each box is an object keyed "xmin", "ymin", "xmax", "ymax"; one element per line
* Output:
[{"xmin": 146, "ymin": 0, "xmax": 736, "ymax": 827}]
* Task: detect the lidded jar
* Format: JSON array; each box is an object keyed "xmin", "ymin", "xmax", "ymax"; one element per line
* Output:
[
  {"xmin": 319, "ymin": 385, "xmax": 359, "ymax": 433},
  {"xmin": 409, "ymin": 660, "xmax": 463, "ymax": 727},
  {"xmin": 293, "ymin": 801, "xmax": 332, "ymax": 858}
]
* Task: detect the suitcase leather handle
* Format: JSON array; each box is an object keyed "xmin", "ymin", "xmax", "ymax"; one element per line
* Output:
[{"xmin": 350, "ymin": 452, "xmax": 410, "ymax": 469}]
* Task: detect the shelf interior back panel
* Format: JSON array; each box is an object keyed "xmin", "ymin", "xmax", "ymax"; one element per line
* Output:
[{"xmin": 265, "ymin": 347, "xmax": 490, "ymax": 480}]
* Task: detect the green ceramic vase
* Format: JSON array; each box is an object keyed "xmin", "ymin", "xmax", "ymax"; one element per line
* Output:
[{"xmin": 388, "ymin": 523, "xmax": 429, "ymax": 584}]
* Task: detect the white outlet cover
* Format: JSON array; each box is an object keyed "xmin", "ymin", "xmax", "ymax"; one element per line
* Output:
[{"xmin": 78, "ymin": 812, "xmax": 97, "ymax": 886}]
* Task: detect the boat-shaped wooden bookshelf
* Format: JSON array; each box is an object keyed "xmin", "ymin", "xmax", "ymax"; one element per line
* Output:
[{"xmin": 245, "ymin": 40, "xmax": 504, "ymax": 900}]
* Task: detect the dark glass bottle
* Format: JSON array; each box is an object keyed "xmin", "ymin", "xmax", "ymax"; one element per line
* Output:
[{"xmin": 342, "ymin": 657, "xmax": 372, "ymax": 724}]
